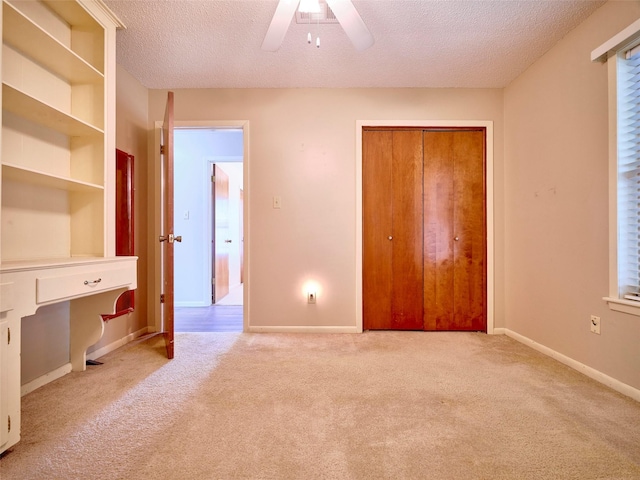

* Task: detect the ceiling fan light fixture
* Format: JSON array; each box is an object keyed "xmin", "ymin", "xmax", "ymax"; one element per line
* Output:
[
  {"xmin": 298, "ymin": 0, "xmax": 321, "ymax": 14},
  {"xmin": 262, "ymin": 0, "xmax": 373, "ymax": 52}
]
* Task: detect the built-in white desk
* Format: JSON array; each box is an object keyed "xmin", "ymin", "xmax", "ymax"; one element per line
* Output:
[{"xmin": 0, "ymin": 256, "xmax": 137, "ymax": 453}]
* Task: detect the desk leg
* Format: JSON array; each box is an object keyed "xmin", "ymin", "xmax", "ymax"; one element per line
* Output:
[{"xmin": 69, "ymin": 288, "xmax": 127, "ymax": 372}]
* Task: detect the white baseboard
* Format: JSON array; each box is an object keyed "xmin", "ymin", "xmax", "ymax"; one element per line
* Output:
[
  {"xmin": 248, "ymin": 325, "xmax": 360, "ymax": 334},
  {"xmin": 22, "ymin": 364, "xmax": 72, "ymax": 397},
  {"xmin": 491, "ymin": 327, "xmax": 506, "ymax": 335},
  {"xmin": 87, "ymin": 326, "xmax": 151, "ymax": 361},
  {"xmin": 21, "ymin": 327, "xmax": 151, "ymax": 397},
  {"xmin": 503, "ymin": 329, "xmax": 640, "ymax": 402}
]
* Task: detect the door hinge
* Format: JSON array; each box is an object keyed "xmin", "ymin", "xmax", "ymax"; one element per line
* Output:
[
  {"xmin": 8, "ymin": 415, "xmax": 10, "ymax": 433},
  {"xmin": 160, "ymin": 294, "xmax": 165, "ymax": 304},
  {"xmin": 212, "ymin": 277, "xmax": 216, "ymax": 285},
  {"xmin": 7, "ymin": 327, "xmax": 9, "ymax": 345},
  {"xmin": 160, "ymin": 144, "xmax": 166, "ymax": 155},
  {"xmin": 211, "ymin": 175, "xmax": 216, "ymax": 183}
]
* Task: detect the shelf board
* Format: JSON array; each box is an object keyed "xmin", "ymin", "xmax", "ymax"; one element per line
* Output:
[
  {"xmin": 3, "ymin": 1, "xmax": 104, "ymax": 82},
  {"xmin": 2, "ymin": 163, "xmax": 104, "ymax": 192},
  {"xmin": 45, "ymin": 0, "xmax": 104, "ymax": 30},
  {"xmin": 2, "ymin": 83, "xmax": 104, "ymax": 137}
]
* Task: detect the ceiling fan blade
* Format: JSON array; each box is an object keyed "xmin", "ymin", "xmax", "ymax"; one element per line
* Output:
[
  {"xmin": 325, "ymin": 0, "xmax": 374, "ymax": 51},
  {"xmin": 262, "ymin": 0, "xmax": 300, "ymax": 51}
]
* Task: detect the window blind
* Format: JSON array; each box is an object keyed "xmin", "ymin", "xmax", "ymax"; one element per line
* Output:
[{"xmin": 618, "ymin": 46, "xmax": 640, "ymax": 299}]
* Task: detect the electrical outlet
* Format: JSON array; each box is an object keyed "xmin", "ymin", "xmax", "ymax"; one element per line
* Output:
[
  {"xmin": 307, "ymin": 292, "xmax": 316, "ymax": 304},
  {"xmin": 590, "ymin": 315, "xmax": 601, "ymax": 335}
]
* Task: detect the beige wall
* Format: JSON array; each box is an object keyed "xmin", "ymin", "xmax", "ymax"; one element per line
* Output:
[
  {"xmin": 504, "ymin": 0, "xmax": 640, "ymax": 390},
  {"xmin": 89, "ymin": 65, "xmax": 150, "ymax": 353},
  {"xmin": 148, "ymin": 88, "xmax": 505, "ymax": 330}
]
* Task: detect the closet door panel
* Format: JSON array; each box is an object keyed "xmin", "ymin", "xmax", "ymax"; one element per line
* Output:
[
  {"xmin": 423, "ymin": 131, "xmax": 455, "ymax": 330},
  {"xmin": 390, "ymin": 130, "xmax": 423, "ymax": 329},
  {"xmin": 424, "ymin": 130, "xmax": 486, "ymax": 331},
  {"xmin": 363, "ymin": 130, "xmax": 393, "ymax": 330},
  {"xmin": 452, "ymin": 131, "xmax": 486, "ymax": 330}
]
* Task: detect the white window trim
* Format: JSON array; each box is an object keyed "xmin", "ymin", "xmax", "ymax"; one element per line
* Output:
[{"xmin": 593, "ymin": 19, "xmax": 640, "ymax": 316}]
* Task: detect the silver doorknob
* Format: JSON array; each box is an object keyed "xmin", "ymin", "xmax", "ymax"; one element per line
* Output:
[
  {"xmin": 388, "ymin": 236, "xmax": 393, "ymax": 240},
  {"xmin": 454, "ymin": 236, "xmax": 459, "ymax": 241},
  {"xmin": 159, "ymin": 234, "xmax": 182, "ymax": 243}
]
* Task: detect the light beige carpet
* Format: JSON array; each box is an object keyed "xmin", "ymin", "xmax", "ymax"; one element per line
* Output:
[{"xmin": 1, "ymin": 332, "xmax": 639, "ymax": 479}]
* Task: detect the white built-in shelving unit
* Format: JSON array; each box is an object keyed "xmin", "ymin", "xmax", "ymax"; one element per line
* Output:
[{"xmin": 0, "ymin": 0, "xmax": 136, "ymax": 454}]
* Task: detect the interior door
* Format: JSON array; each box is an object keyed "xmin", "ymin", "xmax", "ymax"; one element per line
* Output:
[
  {"xmin": 161, "ymin": 91, "xmax": 175, "ymax": 358},
  {"xmin": 363, "ymin": 129, "xmax": 424, "ymax": 330},
  {"xmin": 212, "ymin": 164, "xmax": 230, "ymax": 303},
  {"xmin": 423, "ymin": 130, "xmax": 486, "ymax": 331}
]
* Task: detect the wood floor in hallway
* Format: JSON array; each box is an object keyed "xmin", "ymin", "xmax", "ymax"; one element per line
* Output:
[{"xmin": 175, "ymin": 305, "xmax": 243, "ymax": 332}]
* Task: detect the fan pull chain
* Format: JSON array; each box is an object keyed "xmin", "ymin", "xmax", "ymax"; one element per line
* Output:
[{"xmin": 305, "ymin": 10, "xmax": 320, "ymax": 48}]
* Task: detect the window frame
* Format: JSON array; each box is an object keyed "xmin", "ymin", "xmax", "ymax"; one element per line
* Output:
[{"xmin": 592, "ymin": 18, "xmax": 640, "ymax": 316}]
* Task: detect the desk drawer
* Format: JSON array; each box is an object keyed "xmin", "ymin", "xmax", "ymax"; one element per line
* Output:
[{"xmin": 36, "ymin": 265, "xmax": 135, "ymax": 304}]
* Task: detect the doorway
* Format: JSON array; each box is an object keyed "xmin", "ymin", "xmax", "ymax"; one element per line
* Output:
[{"xmin": 172, "ymin": 128, "xmax": 244, "ymax": 332}]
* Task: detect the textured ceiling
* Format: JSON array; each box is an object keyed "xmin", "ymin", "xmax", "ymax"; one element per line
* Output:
[{"xmin": 104, "ymin": 0, "xmax": 606, "ymax": 89}]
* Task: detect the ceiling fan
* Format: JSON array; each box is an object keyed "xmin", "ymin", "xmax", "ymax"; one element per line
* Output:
[{"xmin": 262, "ymin": 0, "xmax": 374, "ymax": 52}]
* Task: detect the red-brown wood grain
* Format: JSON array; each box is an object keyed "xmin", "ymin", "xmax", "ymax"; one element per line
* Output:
[
  {"xmin": 363, "ymin": 129, "xmax": 424, "ymax": 330},
  {"xmin": 423, "ymin": 131, "xmax": 454, "ymax": 330},
  {"xmin": 162, "ymin": 91, "xmax": 175, "ymax": 359},
  {"xmin": 451, "ymin": 130, "xmax": 486, "ymax": 331},
  {"xmin": 364, "ymin": 127, "xmax": 486, "ymax": 333},
  {"xmin": 424, "ymin": 130, "xmax": 486, "ymax": 331},
  {"xmin": 363, "ymin": 130, "xmax": 393, "ymax": 330},
  {"xmin": 103, "ymin": 149, "xmax": 135, "ymax": 321},
  {"xmin": 390, "ymin": 130, "xmax": 424, "ymax": 330}
]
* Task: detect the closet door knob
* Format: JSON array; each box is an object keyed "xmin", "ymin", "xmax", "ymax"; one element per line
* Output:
[
  {"xmin": 388, "ymin": 236, "xmax": 393, "ymax": 240},
  {"xmin": 454, "ymin": 236, "xmax": 460, "ymax": 241}
]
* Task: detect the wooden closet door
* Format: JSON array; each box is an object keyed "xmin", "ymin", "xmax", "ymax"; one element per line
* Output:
[
  {"xmin": 363, "ymin": 130, "xmax": 393, "ymax": 330},
  {"xmin": 363, "ymin": 129, "xmax": 423, "ymax": 330},
  {"xmin": 423, "ymin": 130, "xmax": 486, "ymax": 331}
]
